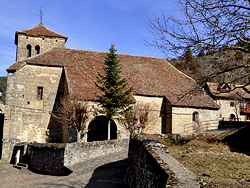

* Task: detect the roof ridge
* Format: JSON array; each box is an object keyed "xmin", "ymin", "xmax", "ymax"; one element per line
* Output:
[
  {"xmin": 63, "ymin": 47, "xmax": 166, "ymax": 59},
  {"xmin": 39, "ymin": 24, "xmax": 68, "ymax": 39},
  {"xmin": 16, "ymin": 23, "xmax": 67, "ymax": 39}
]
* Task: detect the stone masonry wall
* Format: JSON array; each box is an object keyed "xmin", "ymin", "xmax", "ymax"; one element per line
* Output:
[
  {"xmin": 172, "ymin": 107, "xmax": 219, "ymax": 133},
  {"xmin": 64, "ymin": 138, "xmax": 129, "ymax": 166},
  {"xmin": 127, "ymin": 134, "xmax": 200, "ymax": 188},
  {"xmin": 28, "ymin": 142, "xmax": 66, "ymax": 175},
  {"xmin": 133, "ymin": 95, "xmax": 219, "ymax": 134},
  {"xmin": 133, "ymin": 95, "xmax": 165, "ymax": 134},
  {"xmin": 27, "ymin": 139, "xmax": 129, "ymax": 175},
  {"xmin": 16, "ymin": 34, "xmax": 66, "ymax": 62},
  {"xmin": 216, "ymin": 99, "xmax": 245, "ymax": 121},
  {"xmin": 2, "ymin": 65, "xmax": 63, "ymax": 161}
]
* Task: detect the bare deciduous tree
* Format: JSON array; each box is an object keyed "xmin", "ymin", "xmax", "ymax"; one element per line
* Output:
[
  {"xmin": 53, "ymin": 95, "xmax": 93, "ymax": 142},
  {"xmin": 147, "ymin": 0, "xmax": 250, "ymax": 86},
  {"xmin": 123, "ymin": 102, "xmax": 151, "ymax": 134}
]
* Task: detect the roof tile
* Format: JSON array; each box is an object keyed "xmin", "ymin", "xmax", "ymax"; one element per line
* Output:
[
  {"xmin": 7, "ymin": 47, "xmax": 219, "ymax": 109},
  {"xmin": 16, "ymin": 24, "xmax": 67, "ymax": 39}
]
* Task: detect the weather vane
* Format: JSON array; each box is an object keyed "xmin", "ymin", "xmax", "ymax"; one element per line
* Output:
[{"xmin": 39, "ymin": 7, "xmax": 44, "ymax": 24}]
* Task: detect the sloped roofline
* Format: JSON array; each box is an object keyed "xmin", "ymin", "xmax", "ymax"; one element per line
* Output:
[
  {"xmin": 205, "ymin": 82, "xmax": 250, "ymax": 100},
  {"xmin": 15, "ymin": 23, "xmax": 68, "ymax": 45},
  {"xmin": 6, "ymin": 47, "xmax": 220, "ymax": 110}
]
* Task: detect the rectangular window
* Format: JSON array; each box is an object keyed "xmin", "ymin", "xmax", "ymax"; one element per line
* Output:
[
  {"xmin": 230, "ymin": 102, "xmax": 234, "ymax": 107},
  {"xmin": 37, "ymin": 87, "xmax": 43, "ymax": 100}
]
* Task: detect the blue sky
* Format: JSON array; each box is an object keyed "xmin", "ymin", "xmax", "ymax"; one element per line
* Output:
[{"xmin": 0, "ymin": 0, "xmax": 180, "ymax": 76}]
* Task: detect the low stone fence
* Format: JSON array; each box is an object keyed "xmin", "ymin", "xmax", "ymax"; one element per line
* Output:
[
  {"xmin": 64, "ymin": 139, "xmax": 129, "ymax": 166},
  {"xmin": 27, "ymin": 139, "xmax": 129, "ymax": 175},
  {"xmin": 126, "ymin": 134, "xmax": 200, "ymax": 188}
]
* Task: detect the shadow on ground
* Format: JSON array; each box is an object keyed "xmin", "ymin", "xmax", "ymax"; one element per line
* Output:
[
  {"xmin": 85, "ymin": 158, "xmax": 127, "ymax": 188},
  {"xmin": 222, "ymin": 125, "xmax": 250, "ymax": 155},
  {"xmin": 28, "ymin": 158, "xmax": 128, "ymax": 188}
]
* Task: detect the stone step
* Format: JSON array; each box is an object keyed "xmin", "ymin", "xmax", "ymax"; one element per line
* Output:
[{"xmin": 13, "ymin": 163, "xmax": 28, "ymax": 170}]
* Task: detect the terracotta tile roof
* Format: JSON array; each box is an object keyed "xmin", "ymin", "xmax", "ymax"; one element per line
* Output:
[
  {"xmin": 205, "ymin": 82, "xmax": 250, "ymax": 100},
  {"xmin": 7, "ymin": 47, "xmax": 219, "ymax": 109},
  {"xmin": 15, "ymin": 24, "xmax": 67, "ymax": 44}
]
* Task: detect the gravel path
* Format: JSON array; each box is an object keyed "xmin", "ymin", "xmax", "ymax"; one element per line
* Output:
[{"xmin": 0, "ymin": 150, "xmax": 128, "ymax": 188}]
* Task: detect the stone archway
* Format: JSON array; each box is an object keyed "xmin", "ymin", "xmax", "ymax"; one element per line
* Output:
[
  {"xmin": 87, "ymin": 116, "xmax": 117, "ymax": 142},
  {"xmin": 229, "ymin": 114, "xmax": 236, "ymax": 121},
  {"xmin": 192, "ymin": 111, "xmax": 200, "ymax": 132}
]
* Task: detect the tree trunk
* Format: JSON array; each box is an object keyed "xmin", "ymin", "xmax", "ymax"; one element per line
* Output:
[
  {"xmin": 108, "ymin": 120, "xmax": 110, "ymax": 140},
  {"xmin": 77, "ymin": 130, "xmax": 82, "ymax": 143},
  {"xmin": 62, "ymin": 125, "xmax": 69, "ymax": 143}
]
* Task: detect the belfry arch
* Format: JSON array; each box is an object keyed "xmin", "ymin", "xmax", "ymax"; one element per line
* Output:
[{"xmin": 87, "ymin": 116, "xmax": 117, "ymax": 142}]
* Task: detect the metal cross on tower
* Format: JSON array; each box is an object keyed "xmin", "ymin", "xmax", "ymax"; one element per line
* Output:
[{"xmin": 39, "ymin": 7, "xmax": 44, "ymax": 24}]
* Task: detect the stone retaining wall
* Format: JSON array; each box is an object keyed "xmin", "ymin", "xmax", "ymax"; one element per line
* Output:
[
  {"xmin": 28, "ymin": 139, "xmax": 129, "ymax": 175},
  {"xmin": 64, "ymin": 139, "xmax": 129, "ymax": 166},
  {"xmin": 126, "ymin": 134, "xmax": 200, "ymax": 188}
]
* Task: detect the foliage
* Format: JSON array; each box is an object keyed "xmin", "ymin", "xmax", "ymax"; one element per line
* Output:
[
  {"xmin": 197, "ymin": 50, "xmax": 205, "ymax": 57},
  {"xmin": 52, "ymin": 95, "xmax": 92, "ymax": 142},
  {"xmin": 94, "ymin": 44, "xmax": 133, "ymax": 122},
  {"xmin": 235, "ymin": 51, "xmax": 244, "ymax": 60},
  {"xmin": 123, "ymin": 102, "xmax": 151, "ymax": 134},
  {"xmin": 183, "ymin": 47, "xmax": 193, "ymax": 63},
  {"xmin": 0, "ymin": 76, "xmax": 7, "ymax": 103}
]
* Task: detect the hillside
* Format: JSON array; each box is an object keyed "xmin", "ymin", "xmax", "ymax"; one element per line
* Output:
[
  {"xmin": 0, "ymin": 76, "xmax": 7, "ymax": 103},
  {"xmin": 169, "ymin": 49, "xmax": 250, "ymax": 86}
]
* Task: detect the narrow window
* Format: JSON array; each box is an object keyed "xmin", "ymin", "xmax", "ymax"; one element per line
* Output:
[
  {"xmin": 27, "ymin": 45, "xmax": 31, "ymax": 58},
  {"xmin": 192, "ymin": 111, "xmax": 199, "ymax": 123},
  {"xmin": 37, "ymin": 87, "xmax": 43, "ymax": 100},
  {"xmin": 230, "ymin": 102, "xmax": 234, "ymax": 107},
  {"xmin": 35, "ymin": 45, "xmax": 40, "ymax": 55}
]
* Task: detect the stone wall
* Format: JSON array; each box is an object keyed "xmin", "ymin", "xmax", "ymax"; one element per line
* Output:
[
  {"xmin": 216, "ymin": 99, "xmax": 245, "ymax": 121},
  {"xmin": 171, "ymin": 107, "xmax": 219, "ymax": 133},
  {"xmin": 0, "ymin": 101, "xmax": 5, "ymax": 113},
  {"xmin": 27, "ymin": 139, "xmax": 129, "ymax": 175},
  {"xmin": 16, "ymin": 34, "xmax": 66, "ymax": 62},
  {"xmin": 131, "ymin": 95, "xmax": 219, "ymax": 135},
  {"xmin": 2, "ymin": 65, "xmax": 63, "ymax": 161},
  {"xmin": 133, "ymin": 95, "xmax": 166, "ymax": 134},
  {"xmin": 28, "ymin": 142, "xmax": 66, "ymax": 175},
  {"xmin": 127, "ymin": 134, "xmax": 200, "ymax": 188},
  {"xmin": 64, "ymin": 138, "xmax": 129, "ymax": 166}
]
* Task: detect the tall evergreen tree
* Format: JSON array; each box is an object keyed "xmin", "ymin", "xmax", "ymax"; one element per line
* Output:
[{"xmin": 94, "ymin": 44, "xmax": 133, "ymax": 139}]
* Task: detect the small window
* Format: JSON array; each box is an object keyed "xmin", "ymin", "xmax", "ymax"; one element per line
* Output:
[
  {"xmin": 27, "ymin": 45, "xmax": 31, "ymax": 58},
  {"xmin": 37, "ymin": 87, "xmax": 43, "ymax": 100},
  {"xmin": 35, "ymin": 45, "xmax": 40, "ymax": 55},
  {"xmin": 192, "ymin": 111, "xmax": 199, "ymax": 123},
  {"xmin": 230, "ymin": 102, "xmax": 234, "ymax": 107}
]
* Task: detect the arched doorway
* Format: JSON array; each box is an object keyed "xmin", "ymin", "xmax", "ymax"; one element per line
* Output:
[
  {"xmin": 87, "ymin": 116, "xmax": 117, "ymax": 142},
  {"xmin": 229, "ymin": 114, "xmax": 236, "ymax": 121},
  {"xmin": 192, "ymin": 111, "xmax": 200, "ymax": 131}
]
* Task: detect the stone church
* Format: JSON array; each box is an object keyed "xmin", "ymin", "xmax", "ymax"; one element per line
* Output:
[{"xmin": 1, "ymin": 23, "xmax": 219, "ymax": 161}]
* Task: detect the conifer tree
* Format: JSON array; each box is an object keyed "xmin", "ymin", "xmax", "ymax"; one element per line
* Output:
[{"xmin": 94, "ymin": 44, "xmax": 133, "ymax": 139}]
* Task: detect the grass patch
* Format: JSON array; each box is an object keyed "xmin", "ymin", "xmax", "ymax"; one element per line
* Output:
[{"xmin": 144, "ymin": 128, "xmax": 250, "ymax": 187}]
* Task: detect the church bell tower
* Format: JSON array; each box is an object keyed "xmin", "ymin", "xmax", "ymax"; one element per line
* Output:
[{"xmin": 14, "ymin": 23, "xmax": 68, "ymax": 62}]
